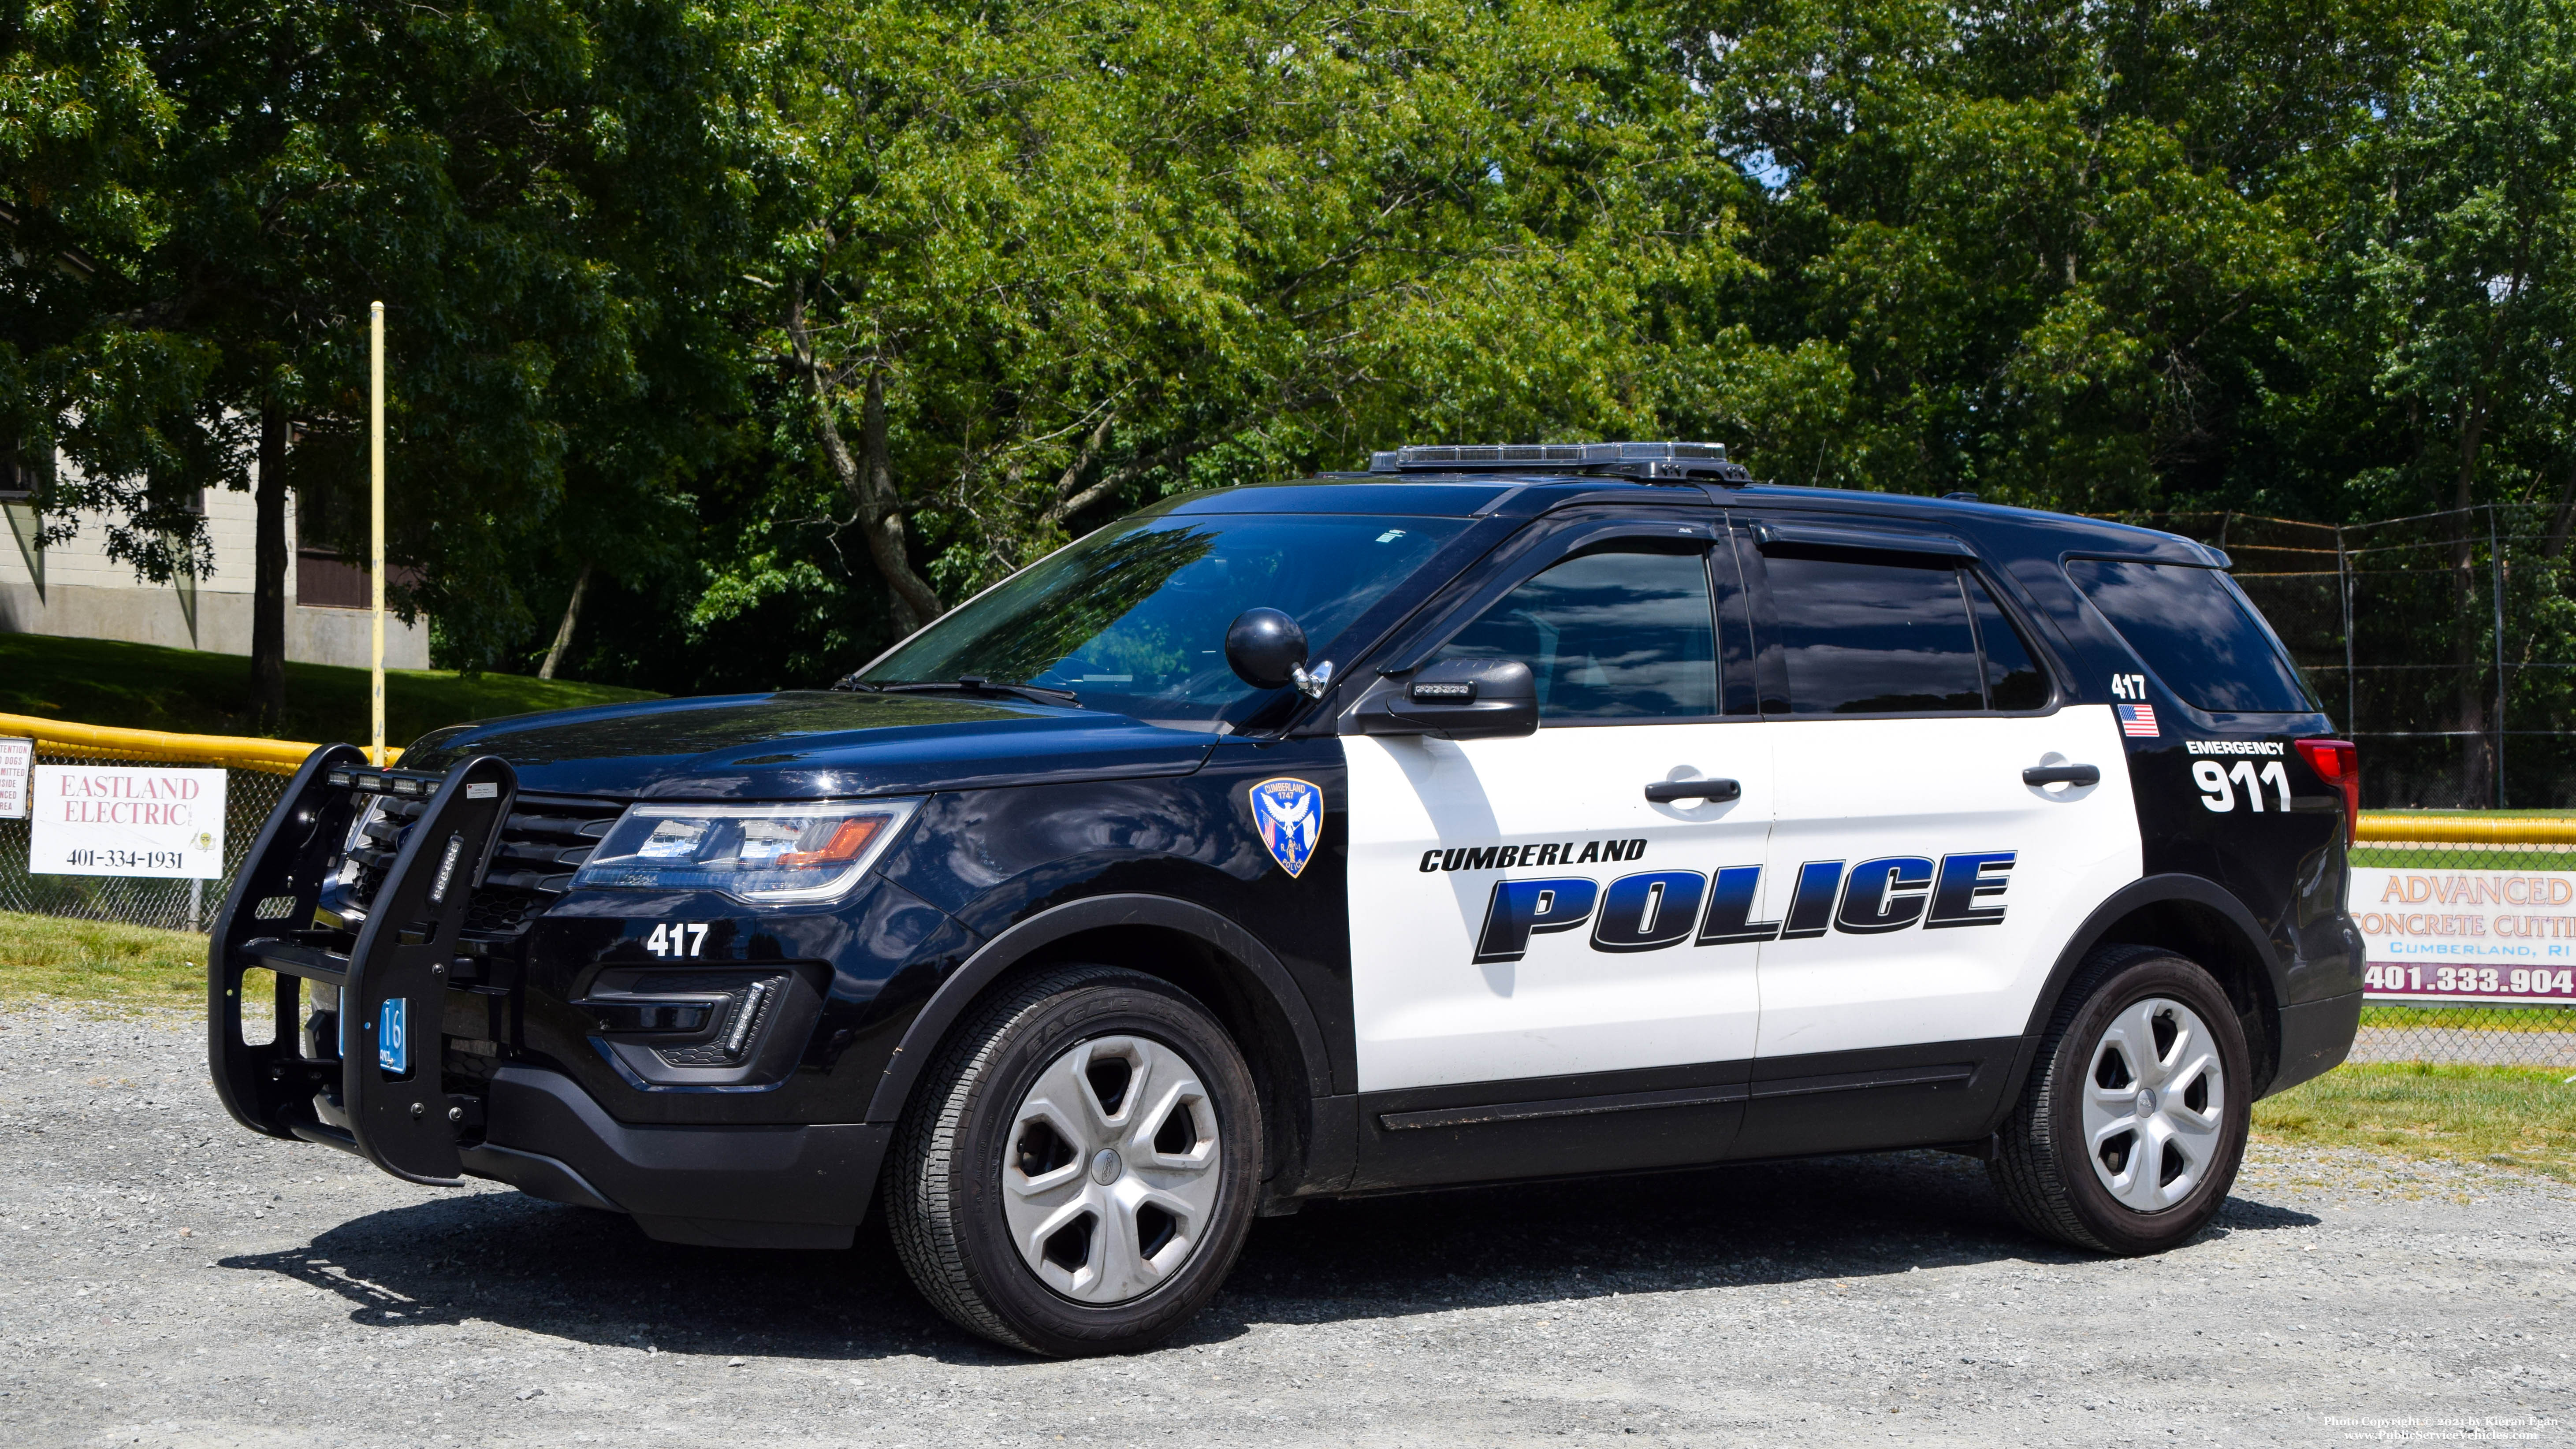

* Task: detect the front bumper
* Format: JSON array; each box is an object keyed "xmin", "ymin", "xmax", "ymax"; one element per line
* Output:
[{"xmin": 462, "ymin": 1065, "xmax": 889, "ymax": 1249}]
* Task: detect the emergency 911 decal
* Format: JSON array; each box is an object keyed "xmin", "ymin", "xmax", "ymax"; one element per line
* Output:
[{"xmin": 1470, "ymin": 852, "xmax": 2018, "ymax": 963}]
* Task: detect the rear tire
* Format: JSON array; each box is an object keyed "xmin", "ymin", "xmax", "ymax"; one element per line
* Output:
[
  {"xmin": 1989, "ymin": 945, "xmax": 2252, "ymax": 1254},
  {"xmin": 885, "ymin": 965, "xmax": 1261, "ymax": 1355}
]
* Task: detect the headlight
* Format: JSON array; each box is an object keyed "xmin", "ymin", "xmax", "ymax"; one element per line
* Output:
[{"xmin": 570, "ymin": 799, "xmax": 921, "ymax": 904}]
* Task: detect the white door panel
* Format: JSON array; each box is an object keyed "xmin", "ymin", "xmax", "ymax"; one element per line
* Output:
[
  {"xmin": 1344, "ymin": 724, "xmax": 1774, "ymax": 1091},
  {"xmin": 1752, "ymin": 706, "xmax": 2140, "ymax": 1059}
]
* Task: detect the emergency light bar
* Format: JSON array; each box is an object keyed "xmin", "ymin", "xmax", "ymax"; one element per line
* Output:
[{"xmin": 1366, "ymin": 441, "xmax": 1752, "ymax": 484}]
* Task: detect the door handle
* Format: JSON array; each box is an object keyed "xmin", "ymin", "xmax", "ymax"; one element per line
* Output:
[
  {"xmin": 1644, "ymin": 778, "xmax": 1741, "ymax": 803},
  {"xmin": 2022, "ymin": 764, "xmax": 2101, "ymax": 787}
]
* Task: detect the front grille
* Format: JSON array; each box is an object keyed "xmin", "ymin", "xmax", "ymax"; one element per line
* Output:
[{"xmin": 336, "ymin": 789, "xmax": 625, "ymax": 940}]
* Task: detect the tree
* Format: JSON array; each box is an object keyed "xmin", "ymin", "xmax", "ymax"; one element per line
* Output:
[
  {"xmin": 2289, "ymin": 0, "xmax": 2576, "ymax": 799},
  {"xmin": 737, "ymin": 0, "xmax": 1744, "ymax": 657},
  {"xmin": 3, "ymin": 0, "xmax": 767, "ymax": 720}
]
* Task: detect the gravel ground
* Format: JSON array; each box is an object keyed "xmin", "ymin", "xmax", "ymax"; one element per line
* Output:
[{"xmin": 4, "ymin": 1007, "xmax": 2571, "ymax": 1449}]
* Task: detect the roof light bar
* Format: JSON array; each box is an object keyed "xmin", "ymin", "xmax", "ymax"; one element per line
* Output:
[{"xmin": 1366, "ymin": 441, "xmax": 1752, "ymax": 485}]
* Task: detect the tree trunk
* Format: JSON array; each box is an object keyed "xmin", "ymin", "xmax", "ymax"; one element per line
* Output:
[
  {"xmin": 2545, "ymin": 462, "xmax": 2576, "ymax": 559},
  {"xmin": 854, "ymin": 368, "xmax": 944, "ymax": 633},
  {"xmin": 538, "ymin": 561, "xmax": 593, "ymax": 680},
  {"xmin": 784, "ymin": 286, "xmax": 944, "ymax": 634},
  {"xmin": 249, "ymin": 405, "xmax": 290, "ymax": 731}
]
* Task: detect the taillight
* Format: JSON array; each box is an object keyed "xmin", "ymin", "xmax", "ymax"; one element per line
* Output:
[{"xmin": 2294, "ymin": 738, "xmax": 2360, "ymax": 847}]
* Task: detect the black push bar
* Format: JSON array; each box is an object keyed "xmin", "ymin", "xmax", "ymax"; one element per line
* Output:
[{"xmin": 208, "ymin": 749, "xmax": 519, "ymax": 1185}]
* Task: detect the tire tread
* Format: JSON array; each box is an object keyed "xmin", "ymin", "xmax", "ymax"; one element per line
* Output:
[
  {"xmin": 886, "ymin": 964, "xmax": 1142, "ymax": 1353},
  {"xmin": 1990, "ymin": 943, "xmax": 2194, "ymax": 1254}
]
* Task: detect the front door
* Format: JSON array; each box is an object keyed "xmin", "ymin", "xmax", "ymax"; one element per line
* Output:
[{"xmin": 1344, "ymin": 531, "xmax": 1774, "ymax": 1137}]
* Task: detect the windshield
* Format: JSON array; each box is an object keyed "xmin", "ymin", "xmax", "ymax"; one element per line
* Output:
[{"xmin": 862, "ymin": 513, "xmax": 1469, "ymax": 722}]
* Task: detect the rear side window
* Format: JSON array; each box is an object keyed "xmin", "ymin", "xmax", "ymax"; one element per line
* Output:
[
  {"xmin": 1762, "ymin": 554, "xmax": 1986, "ymax": 713},
  {"xmin": 2064, "ymin": 559, "xmax": 2316, "ymax": 713}
]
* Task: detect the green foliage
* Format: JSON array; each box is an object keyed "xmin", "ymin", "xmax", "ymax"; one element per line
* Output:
[
  {"xmin": 11, "ymin": 0, "xmax": 2576, "ymax": 699},
  {"xmin": 3, "ymin": 0, "xmax": 768, "ymax": 661}
]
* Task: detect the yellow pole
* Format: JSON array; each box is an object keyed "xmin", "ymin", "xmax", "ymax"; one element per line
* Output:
[{"xmin": 369, "ymin": 301, "xmax": 386, "ymax": 768}]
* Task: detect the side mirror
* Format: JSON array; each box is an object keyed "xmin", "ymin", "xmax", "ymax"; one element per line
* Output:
[
  {"xmin": 1364, "ymin": 658, "xmax": 1537, "ymax": 739},
  {"xmin": 1226, "ymin": 608, "xmax": 1318, "ymax": 693}
]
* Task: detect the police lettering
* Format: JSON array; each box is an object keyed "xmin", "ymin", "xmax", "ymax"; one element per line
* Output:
[{"xmin": 1470, "ymin": 852, "xmax": 2017, "ymax": 962}]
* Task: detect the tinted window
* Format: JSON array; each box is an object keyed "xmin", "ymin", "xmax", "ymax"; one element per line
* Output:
[
  {"xmin": 865, "ymin": 513, "xmax": 1467, "ymax": 721},
  {"xmin": 2065, "ymin": 559, "xmax": 2316, "ymax": 713},
  {"xmin": 1764, "ymin": 553, "xmax": 1985, "ymax": 714},
  {"xmin": 1967, "ymin": 575, "xmax": 2049, "ymax": 710},
  {"xmin": 1436, "ymin": 547, "xmax": 1716, "ymax": 722}
]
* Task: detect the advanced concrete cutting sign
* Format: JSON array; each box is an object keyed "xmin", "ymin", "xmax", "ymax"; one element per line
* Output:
[
  {"xmin": 2352, "ymin": 865, "xmax": 2576, "ymax": 1004},
  {"xmin": 28, "ymin": 765, "xmax": 227, "ymax": 880}
]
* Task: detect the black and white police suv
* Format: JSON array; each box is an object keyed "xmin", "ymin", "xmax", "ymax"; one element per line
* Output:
[{"xmin": 210, "ymin": 441, "xmax": 2364, "ymax": 1355}]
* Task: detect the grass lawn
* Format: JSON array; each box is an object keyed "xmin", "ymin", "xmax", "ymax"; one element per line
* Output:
[
  {"xmin": 0, "ymin": 632, "xmax": 660, "ymax": 744},
  {"xmin": 0, "ymin": 910, "xmax": 212, "ymax": 1010},
  {"xmin": 2253, "ymin": 1062, "xmax": 2576, "ymax": 1183}
]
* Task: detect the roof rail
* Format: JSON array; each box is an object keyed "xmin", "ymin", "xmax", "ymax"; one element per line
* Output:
[{"xmin": 1366, "ymin": 441, "xmax": 1752, "ymax": 486}]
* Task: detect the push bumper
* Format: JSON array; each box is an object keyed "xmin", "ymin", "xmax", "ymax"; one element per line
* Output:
[
  {"xmin": 2268, "ymin": 989, "xmax": 2363, "ymax": 1096},
  {"xmin": 462, "ymin": 1066, "xmax": 889, "ymax": 1250}
]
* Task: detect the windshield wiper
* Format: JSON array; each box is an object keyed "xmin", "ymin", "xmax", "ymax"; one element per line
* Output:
[{"xmin": 841, "ymin": 676, "xmax": 1084, "ymax": 709}]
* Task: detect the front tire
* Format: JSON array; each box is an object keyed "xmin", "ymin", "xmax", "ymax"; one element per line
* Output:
[
  {"xmin": 1989, "ymin": 945, "xmax": 2252, "ymax": 1254},
  {"xmin": 886, "ymin": 965, "xmax": 1261, "ymax": 1355}
]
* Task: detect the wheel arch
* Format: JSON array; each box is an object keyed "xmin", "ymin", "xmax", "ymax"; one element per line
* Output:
[
  {"xmin": 2002, "ymin": 875, "xmax": 2289, "ymax": 1110},
  {"xmin": 864, "ymin": 893, "xmax": 1336, "ymax": 1191}
]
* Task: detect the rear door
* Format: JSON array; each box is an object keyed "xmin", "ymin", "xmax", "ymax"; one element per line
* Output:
[{"xmin": 1734, "ymin": 518, "xmax": 2142, "ymax": 1153}]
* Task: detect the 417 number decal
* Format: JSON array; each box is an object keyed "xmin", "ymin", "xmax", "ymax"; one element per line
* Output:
[{"xmin": 644, "ymin": 922, "xmax": 709, "ymax": 958}]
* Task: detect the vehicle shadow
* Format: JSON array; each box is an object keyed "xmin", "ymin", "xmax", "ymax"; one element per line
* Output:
[{"xmin": 218, "ymin": 1148, "xmax": 2317, "ymax": 1364}]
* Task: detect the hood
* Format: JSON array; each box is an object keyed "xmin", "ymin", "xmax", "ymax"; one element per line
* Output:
[{"xmin": 398, "ymin": 691, "xmax": 1223, "ymax": 799}]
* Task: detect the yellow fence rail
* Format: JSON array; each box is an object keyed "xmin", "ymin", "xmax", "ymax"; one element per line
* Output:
[
  {"xmin": 0, "ymin": 712, "xmax": 400, "ymax": 777},
  {"xmin": 2354, "ymin": 814, "xmax": 2576, "ymax": 847}
]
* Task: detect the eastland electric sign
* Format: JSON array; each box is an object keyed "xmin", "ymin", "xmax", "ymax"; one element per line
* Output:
[{"xmin": 30, "ymin": 765, "xmax": 227, "ymax": 880}]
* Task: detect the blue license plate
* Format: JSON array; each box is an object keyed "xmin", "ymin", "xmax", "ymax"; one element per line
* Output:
[{"xmin": 378, "ymin": 998, "xmax": 408, "ymax": 1074}]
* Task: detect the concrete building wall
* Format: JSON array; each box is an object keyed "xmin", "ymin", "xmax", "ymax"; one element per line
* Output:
[{"xmin": 0, "ymin": 455, "xmax": 430, "ymax": 671}]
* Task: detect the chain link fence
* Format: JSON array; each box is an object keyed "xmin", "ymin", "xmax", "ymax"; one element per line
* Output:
[
  {"xmin": 1, "ymin": 726, "xmax": 299, "ymax": 936},
  {"xmin": 2102, "ymin": 505, "xmax": 2576, "ymax": 810}
]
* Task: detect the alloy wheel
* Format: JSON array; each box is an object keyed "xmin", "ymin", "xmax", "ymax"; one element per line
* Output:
[
  {"xmin": 2081, "ymin": 995, "xmax": 2226, "ymax": 1212},
  {"xmin": 1001, "ymin": 1035, "xmax": 1221, "ymax": 1304}
]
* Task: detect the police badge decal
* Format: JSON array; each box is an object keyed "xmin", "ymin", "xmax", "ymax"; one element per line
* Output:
[{"xmin": 1249, "ymin": 777, "xmax": 1323, "ymax": 878}]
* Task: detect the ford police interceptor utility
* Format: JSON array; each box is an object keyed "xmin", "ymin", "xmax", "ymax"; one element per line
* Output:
[{"xmin": 209, "ymin": 441, "xmax": 2364, "ymax": 1356}]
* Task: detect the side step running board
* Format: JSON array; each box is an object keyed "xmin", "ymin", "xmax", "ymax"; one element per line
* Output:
[{"xmin": 210, "ymin": 749, "xmax": 520, "ymax": 1186}]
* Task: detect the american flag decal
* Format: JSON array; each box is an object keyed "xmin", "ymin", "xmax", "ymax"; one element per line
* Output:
[{"xmin": 2117, "ymin": 702, "xmax": 2160, "ymax": 737}]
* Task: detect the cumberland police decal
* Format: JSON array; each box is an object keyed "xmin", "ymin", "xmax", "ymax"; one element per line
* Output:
[{"xmin": 1250, "ymin": 777, "xmax": 1323, "ymax": 878}]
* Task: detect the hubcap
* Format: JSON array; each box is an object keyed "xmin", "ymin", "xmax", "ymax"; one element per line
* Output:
[
  {"xmin": 2082, "ymin": 996, "xmax": 2226, "ymax": 1212},
  {"xmin": 1001, "ymin": 1035, "xmax": 1221, "ymax": 1304}
]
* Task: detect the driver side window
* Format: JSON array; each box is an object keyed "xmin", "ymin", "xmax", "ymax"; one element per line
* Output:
[{"xmin": 1433, "ymin": 545, "xmax": 1717, "ymax": 723}]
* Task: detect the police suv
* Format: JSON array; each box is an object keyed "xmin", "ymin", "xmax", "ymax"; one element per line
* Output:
[{"xmin": 210, "ymin": 442, "xmax": 2364, "ymax": 1356}]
